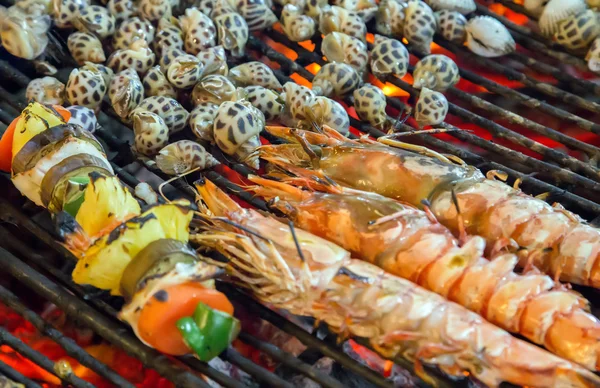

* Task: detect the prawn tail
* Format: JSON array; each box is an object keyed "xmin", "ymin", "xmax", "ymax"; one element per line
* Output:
[{"xmin": 194, "ymin": 177, "xmax": 243, "ymax": 217}]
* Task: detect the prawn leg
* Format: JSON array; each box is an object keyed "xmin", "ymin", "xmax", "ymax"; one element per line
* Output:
[{"xmin": 377, "ymin": 136, "xmax": 453, "ymax": 165}]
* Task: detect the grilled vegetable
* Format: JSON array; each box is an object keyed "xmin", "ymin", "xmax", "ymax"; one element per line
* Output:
[{"xmin": 11, "ymin": 102, "xmax": 68, "ymax": 159}]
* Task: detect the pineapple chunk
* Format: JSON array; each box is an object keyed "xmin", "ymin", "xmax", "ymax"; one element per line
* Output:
[
  {"xmin": 72, "ymin": 203, "xmax": 194, "ymax": 295},
  {"xmin": 12, "ymin": 102, "xmax": 66, "ymax": 157},
  {"xmin": 76, "ymin": 172, "xmax": 141, "ymax": 240}
]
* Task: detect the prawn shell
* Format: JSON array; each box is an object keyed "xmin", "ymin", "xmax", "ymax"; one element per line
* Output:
[
  {"xmin": 415, "ymin": 87, "xmax": 448, "ymax": 127},
  {"xmin": 132, "ymin": 110, "xmax": 169, "ymax": 156},
  {"xmin": 465, "ymin": 16, "xmax": 516, "ymax": 57},
  {"xmin": 156, "ymin": 140, "xmax": 219, "ymax": 175}
]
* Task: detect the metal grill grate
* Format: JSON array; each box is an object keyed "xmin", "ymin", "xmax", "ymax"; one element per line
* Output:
[{"xmin": 1, "ymin": 0, "xmax": 600, "ymax": 387}]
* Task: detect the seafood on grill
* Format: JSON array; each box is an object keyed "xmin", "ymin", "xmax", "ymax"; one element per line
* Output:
[
  {"xmin": 539, "ymin": 0, "xmax": 587, "ymax": 37},
  {"xmin": 416, "ymin": 87, "xmax": 448, "ymax": 127},
  {"xmin": 166, "ymin": 53, "xmax": 204, "ymax": 89},
  {"xmin": 233, "ymin": 0, "xmax": 277, "ymax": 31},
  {"xmin": 84, "ymin": 62, "xmax": 114, "ymax": 88},
  {"xmin": 192, "ymin": 177, "xmax": 600, "ymax": 387},
  {"xmin": 213, "ymin": 10, "xmax": 249, "ymax": 57},
  {"xmin": 112, "ymin": 17, "xmax": 155, "ymax": 51},
  {"xmin": 279, "ymin": 82, "xmax": 313, "ymax": 123},
  {"xmin": 586, "ymin": 37, "xmax": 600, "ymax": 72},
  {"xmin": 132, "ymin": 110, "xmax": 169, "ymax": 156},
  {"xmin": 107, "ymin": 39, "xmax": 156, "ymax": 75},
  {"xmin": 189, "ymin": 102, "xmax": 219, "ymax": 141},
  {"xmin": 229, "ymin": 62, "xmax": 283, "ymax": 92},
  {"xmin": 108, "ymin": 68, "xmax": 144, "ymax": 120},
  {"xmin": 153, "ymin": 18, "xmax": 184, "ymax": 56},
  {"xmin": 375, "ymin": 0, "xmax": 406, "ymax": 37},
  {"xmin": 66, "ymin": 105, "xmax": 98, "ymax": 133},
  {"xmin": 435, "ymin": 10, "xmax": 467, "ymax": 42},
  {"xmin": 138, "ymin": 0, "xmax": 171, "ymax": 21},
  {"xmin": 134, "ymin": 96, "xmax": 189, "ymax": 133},
  {"xmin": 555, "ymin": 10, "xmax": 600, "ymax": 51},
  {"xmin": 321, "ymin": 31, "xmax": 368, "ymax": 73},
  {"xmin": 369, "ymin": 35, "xmax": 409, "ymax": 78},
  {"xmin": 156, "ymin": 140, "xmax": 219, "ymax": 175},
  {"xmin": 403, "ymin": 0, "xmax": 437, "ymax": 55},
  {"xmin": 319, "ymin": 5, "xmax": 367, "ymax": 42},
  {"xmin": 66, "ymin": 66, "xmax": 108, "ymax": 111},
  {"xmin": 179, "ymin": 7, "xmax": 217, "ymax": 54},
  {"xmin": 424, "ymin": 0, "xmax": 475, "ymax": 14},
  {"xmin": 1, "ymin": 103, "xmax": 238, "ymax": 361},
  {"xmin": 142, "ymin": 66, "xmax": 177, "ymax": 98},
  {"xmin": 311, "ymin": 62, "xmax": 362, "ymax": 97},
  {"xmin": 196, "ymin": 45, "xmax": 228, "ymax": 76},
  {"xmin": 213, "ymin": 100, "xmax": 265, "ymax": 168},
  {"xmin": 332, "ymin": 0, "xmax": 378, "ymax": 21},
  {"xmin": 191, "ymin": 74, "xmax": 239, "ymax": 106},
  {"xmin": 465, "ymin": 16, "xmax": 516, "ymax": 57},
  {"xmin": 353, "ymin": 83, "xmax": 388, "ymax": 129},
  {"xmin": 26, "ymin": 76, "xmax": 65, "ymax": 105},
  {"xmin": 524, "ymin": 0, "xmax": 547, "ymax": 17},
  {"xmin": 0, "ymin": 5, "xmax": 51, "ymax": 60},
  {"xmin": 73, "ymin": 5, "xmax": 115, "ymax": 39},
  {"xmin": 52, "ymin": 0, "xmax": 87, "ymax": 28},
  {"xmin": 243, "ymin": 85, "xmax": 284, "ymax": 121},
  {"xmin": 413, "ymin": 54, "xmax": 460, "ymax": 91},
  {"xmin": 305, "ymin": 0, "xmax": 328, "ymax": 20},
  {"xmin": 158, "ymin": 46, "xmax": 186, "ymax": 73},
  {"xmin": 67, "ymin": 32, "xmax": 105, "ymax": 65},
  {"xmin": 107, "ymin": 0, "xmax": 134, "ymax": 24},
  {"xmin": 280, "ymin": 4, "xmax": 316, "ymax": 42}
]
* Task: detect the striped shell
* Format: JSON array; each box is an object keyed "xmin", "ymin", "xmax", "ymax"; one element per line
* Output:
[
  {"xmin": 424, "ymin": 0, "xmax": 475, "ymax": 14},
  {"xmin": 210, "ymin": 0, "xmax": 237, "ymax": 18},
  {"xmin": 524, "ymin": 0, "xmax": 547, "ymax": 18},
  {"xmin": 26, "ymin": 76, "xmax": 65, "ymax": 105},
  {"xmin": 332, "ymin": 0, "xmax": 378, "ymax": 21},
  {"xmin": 233, "ymin": 0, "xmax": 277, "ymax": 31},
  {"xmin": 112, "ymin": 17, "xmax": 155, "ymax": 50},
  {"xmin": 197, "ymin": 0, "xmax": 216, "ymax": 15},
  {"xmin": 190, "ymin": 102, "xmax": 218, "ymax": 141},
  {"xmin": 229, "ymin": 61, "xmax": 283, "ymax": 91},
  {"xmin": 369, "ymin": 35, "xmax": 409, "ymax": 78},
  {"xmin": 353, "ymin": 83, "xmax": 387, "ymax": 128},
  {"xmin": 415, "ymin": 87, "xmax": 448, "ymax": 127},
  {"xmin": 555, "ymin": 10, "xmax": 600, "ymax": 51},
  {"xmin": 280, "ymin": 82, "xmax": 315, "ymax": 123},
  {"xmin": 51, "ymin": 0, "xmax": 87, "ymax": 28},
  {"xmin": 107, "ymin": 0, "xmax": 134, "ymax": 24},
  {"xmin": 153, "ymin": 18, "xmax": 184, "ymax": 56},
  {"xmin": 321, "ymin": 31, "xmax": 368, "ymax": 72},
  {"xmin": 132, "ymin": 110, "xmax": 169, "ymax": 156},
  {"xmin": 138, "ymin": 0, "xmax": 171, "ymax": 21},
  {"xmin": 82, "ymin": 62, "xmax": 113, "ymax": 87},
  {"xmin": 0, "ymin": 9, "xmax": 50, "ymax": 59},
  {"xmin": 196, "ymin": 45, "xmax": 228, "ymax": 76},
  {"xmin": 135, "ymin": 96, "xmax": 190, "ymax": 133},
  {"xmin": 67, "ymin": 32, "xmax": 105, "ymax": 65},
  {"xmin": 66, "ymin": 66, "xmax": 107, "ymax": 110},
  {"xmin": 213, "ymin": 100, "xmax": 265, "ymax": 168},
  {"xmin": 73, "ymin": 5, "xmax": 115, "ymax": 39},
  {"xmin": 280, "ymin": 4, "xmax": 315, "ymax": 42},
  {"xmin": 413, "ymin": 54, "xmax": 460, "ymax": 91},
  {"xmin": 108, "ymin": 68, "xmax": 144, "ymax": 119},
  {"xmin": 166, "ymin": 54, "xmax": 204, "ymax": 89},
  {"xmin": 179, "ymin": 7, "xmax": 217, "ymax": 54},
  {"xmin": 465, "ymin": 16, "xmax": 515, "ymax": 57},
  {"xmin": 143, "ymin": 66, "xmax": 177, "ymax": 98},
  {"xmin": 403, "ymin": 0, "xmax": 437, "ymax": 55},
  {"xmin": 435, "ymin": 10, "xmax": 467, "ymax": 42},
  {"xmin": 244, "ymin": 85, "xmax": 284, "ymax": 121},
  {"xmin": 312, "ymin": 62, "xmax": 362, "ymax": 97},
  {"xmin": 107, "ymin": 39, "xmax": 156, "ymax": 74},
  {"xmin": 307, "ymin": 96, "xmax": 350, "ymax": 134},
  {"xmin": 319, "ymin": 5, "xmax": 367, "ymax": 42},
  {"xmin": 214, "ymin": 11, "xmax": 249, "ymax": 57},
  {"xmin": 306, "ymin": 0, "xmax": 328, "ymax": 19},
  {"xmin": 586, "ymin": 37, "xmax": 600, "ymax": 72},
  {"xmin": 191, "ymin": 74, "xmax": 238, "ymax": 106},
  {"xmin": 159, "ymin": 46, "xmax": 187, "ymax": 73},
  {"xmin": 156, "ymin": 140, "xmax": 219, "ymax": 175},
  {"xmin": 66, "ymin": 105, "xmax": 98, "ymax": 133},
  {"xmin": 375, "ymin": 0, "xmax": 406, "ymax": 37},
  {"xmin": 539, "ymin": 0, "xmax": 586, "ymax": 37}
]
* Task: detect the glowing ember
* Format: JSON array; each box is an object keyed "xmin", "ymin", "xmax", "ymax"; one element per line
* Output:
[{"xmin": 305, "ymin": 63, "xmax": 321, "ymax": 75}]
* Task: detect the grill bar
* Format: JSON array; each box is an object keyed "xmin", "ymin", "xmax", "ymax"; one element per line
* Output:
[
  {"xmin": 0, "ymin": 283, "xmax": 136, "ymax": 388},
  {"xmin": 0, "ymin": 359, "xmax": 44, "ymax": 388},
  {"xmin": 0, "ymin": 325, "xmax": 95, "ymax": 388}
]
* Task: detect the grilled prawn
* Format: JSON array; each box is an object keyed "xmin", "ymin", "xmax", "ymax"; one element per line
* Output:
[
  {"xmin": 247, "ymin": 174, "xmax": 600, "ymax": 370},
  {"xmin": 192, "ymin": 178, "xmax": 600, "ymax": 388},
  {"xmin": 258, "ymin": 127, "xmax": 600, "ymax": 290}
]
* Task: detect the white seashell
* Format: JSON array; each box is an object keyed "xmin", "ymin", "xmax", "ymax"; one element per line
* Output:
[
  {"xmin": 189, "ymin": 102, "xmax": 218, "ymax": 141},
  {"xmin": 312, "ymin": 62, "xmax": 362, "ymax": 97},
  {"xmin": 156, "ymin": 140, "xmax": 219, "ymax": 175},
  {"xmin": 369, "ymin": 35, "xmax": 409, "ymax": 78},
  {"xmin": 179, "ymin": 7, "xmax": 217, "ymax": 55},
  {"xmin": 306, "ymin": 0, "xmax": 328, "ymax": 19},
  {"xmin": 586, "ymin": 37, "xmax": 600, "ymax": 72},
  {"xmin": 280, "ymin": 82, "xmax": 315, "ymax": 123},
  {"xmin": 415, "ymin": 87, "xmax": 448, "ymax": 127},
  {"xmin": 435, "ymin": 10, "xmax": 467, "ymax": 42},
  {"xmin": 72, "ymin": 5, "xmax": 115, "ymax": 39},
  {"xmin": 555, "ymin": 10, "xmax": 600, "ymax": 51},
  {"xmin": 67, "ymin": 105, "xmax": 97, "ymax": 133},
  {"xmin": 166, "ymin": 54, "xmax": 204, "ymax": 89},
  {"xmin": 234, "ymin": 0, "xmax": 277, "ymax": 31},
  {"xmin": 413, "ymin": 54, "xmax": 460, "ymax": 91},
  {"xmin": 425, "ymin": 0, "xmax": 475, "ymax": 14},
  {"xmin": 108, "ymin": 68, "xmax": 144, "ymax": 119},
  {"xmin": 243, "ymin": 86, "xmax": 284, "ymax": 121},
  {"xmin": 229, "ymin": 62, "xmax": 283, "ymax": 91},
  {"xmin": 196, "ymin": 45, "xmax": 228, "ymax": 76},
  {"xmin": 281, "ymin": 4, "xmax": 316, "ymax": 42},
  {"xmin": 307, "ymin": 96, "xmax": 350, "ymax": 134},
  {"xmin": 52, "ymin": 0, "xmax": 88, "ymax": 28},
  {"xmin": 191, "ymin": 74, "xmax": 238, "ymax": 106},
  {"xmin": 67, "ymin": 32, "xmax": 105, "ymax": 65},
  {"xmin": 319, "ymin": 5, "xmax": 367, "ymax": 42},
  {"xmin": 0, "ymin": 10, "xmax": 50, "ymax": 59},
  {"xmin": 321, "ymin": 31, "xmax": 368, "ymax": 72},
  {"xmin": 403, "ymin": 0, "xmax": 437, "ymax": 55},
  {"xmin": 332, "ymin": 0, "xmax": 378, "ymax": 21},
  {"xmin": 523, "ymin": 0, "xmax": 548, "ymax": 18},
  {"xmin": 132, "ymin": 110, "xmax": 169, "ymax": 156},
  {"xmin": 107, "ymin": 39, "xmax": 156, "ymax": 74},
  {"xmin": 375, "ymin": 0, "xmax": 406, "ymax": 37},
  {"xmin": 465, "ymin": 16, "xmax": 516, "ymax": 57},
  {"xmin": 353, "ymin": 84, "xmax": 387, "ymax": 128},
  {"xmin": 142, "ymin": 66, "xmax": 177, "ymax": 98},
  {"xmin": 138, "ymin": 0, "xmax": 171, "ymax": 21},
  {"xmin": 539, "ymin": 0, "xmax": 586, "ymax": 37},
  {"xmin": 112, "ymin": 17, "xmax": 155, "ymax": 51},
  {"xmin": 26, "ymin": 76, "xmax": 65, "ymax": 105},
  {"xmin": 213, "ymin": 11, "xmax": 249, "ymax": 57},
  {"xmin": 107, "ymin": 0, "xmax": 134, "ymax": 24}
]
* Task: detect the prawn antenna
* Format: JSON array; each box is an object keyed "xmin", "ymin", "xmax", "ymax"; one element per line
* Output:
[
  {"xmin": 288, "ymin": 220, "xmax": 306, "ymax": 263},
  {"xmin": 450, "ymin": 187, "xmax": 467, "ymax": 245}
]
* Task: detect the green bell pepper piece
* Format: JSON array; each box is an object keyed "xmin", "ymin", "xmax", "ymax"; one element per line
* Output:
[
  {"xmin": 176, "ymin": 317, "xmax": 209, "ymax": 360},
  {"xmin": 63, "ymin": 176, "xmax": 90, "ymax": 217},
  {"xmin": 192, "ymin": 302, "xmax": 241, "ymax": 361}
]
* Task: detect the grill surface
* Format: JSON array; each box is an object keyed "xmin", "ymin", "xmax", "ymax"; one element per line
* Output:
[{"xmin": 1, "ymin": 0, "xmax": 600, "ymax": 386}]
